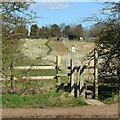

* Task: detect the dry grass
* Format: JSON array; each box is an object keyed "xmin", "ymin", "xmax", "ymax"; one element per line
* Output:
[
  {"xmin": 63, "ymin": 40, "xmax": 95, "ymax": 58},
  {"xmin": 20, "ymin": 39, "xmax": 95, "ymax": 72},
  {"xmin": 20, "ymin": 39, "xmax": 48, "ymax": 59},
  {"xmin": 20, "ymin": 39, "xmax": 95, "ymax": 62}
]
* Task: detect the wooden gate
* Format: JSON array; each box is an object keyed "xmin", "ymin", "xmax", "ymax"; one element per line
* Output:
[{"xmin": 68, "ymin": 48, "xmax": 99, "ymax": 99}]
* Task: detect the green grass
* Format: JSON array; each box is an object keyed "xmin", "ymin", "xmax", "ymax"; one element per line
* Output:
[
  {"xmin": 15, "ymin": 55, "xmax": 52, "ymax": 66},
  {"xmin": 14, "ymin": 69, "xmax": 56, "ymax": 76},
  {"xmin": 2, "ymin": 92, "xmax": 87, "ymax": 108},
  {"xmin": 0, "ymin": 95, "xmax": 2, "ymax": 108}
]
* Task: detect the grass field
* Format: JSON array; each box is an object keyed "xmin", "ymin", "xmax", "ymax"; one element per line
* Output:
[{"xmin": 2, "ymin": 92, "xmax": 87, "ymax": 108}]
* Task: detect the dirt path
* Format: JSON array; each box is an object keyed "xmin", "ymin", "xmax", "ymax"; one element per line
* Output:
[
  {"xmin": 85, "ymin": 99, "xmax": 105, "ymax": 106},
  {"xmin": 50, "ymin": 41, "xmax": 69, "ymax": 56},
  {"xmin": 2, "ymin": 103, "xmax": 119, "ymax": 118}
]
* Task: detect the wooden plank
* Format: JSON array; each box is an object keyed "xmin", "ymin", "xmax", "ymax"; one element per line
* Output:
[
  {"xmin": 20, "ymin": 76, "xmax": 55, "ymax": 80},
  {"xmin": 57, "ymin": 74, "xmax": 66, "ymax": 77},
  {"xmin": 14, "ymin": 66, "xmax": 56, "ymax": 70},
  {"xmin": 0, "ymin": 76, "xmax": 55, "ymax": 81}
]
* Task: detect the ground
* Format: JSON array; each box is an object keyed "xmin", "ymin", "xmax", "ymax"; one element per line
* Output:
[{"xmin": 2, "ymin": 103, "xmax": 119, "ymax": 118}]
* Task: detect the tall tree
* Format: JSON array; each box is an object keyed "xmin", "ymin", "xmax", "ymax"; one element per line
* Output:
[
  {"xmin": 41, "ymin": 26, "xmax": 50, "ymax": 38},
  {"xmin": 74, "ymin": 24, "xmax": 84, "ymax": 39},
  {"xmin": 30, "ymin": 24, "xmax": 39, "ymax": 39},
  {"xmin": 50, "ymin": 24, "xmax": 61, "ymax": 37},
  {"xmin": 63, "ymin": 25, "xmax": 72, "ymax": 37}
]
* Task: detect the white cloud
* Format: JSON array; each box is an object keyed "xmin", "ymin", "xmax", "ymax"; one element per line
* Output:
[{"xmin": 38, "ymin": 3, "xmax": 69, "ymax": 10}]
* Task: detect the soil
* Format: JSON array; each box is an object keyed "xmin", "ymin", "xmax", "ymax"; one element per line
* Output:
[{"xmin": 2, "ymin": 103, "xmax": 119, "ymax": 118}]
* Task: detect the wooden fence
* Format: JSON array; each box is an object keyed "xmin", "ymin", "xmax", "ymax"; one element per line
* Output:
[
  {"xmin": 13, "ymin": 66, "xmax": 56, "ymax": 80},
  {"xmin": 1, "ymin": 49, "xmax": 99, "ymax": 99},
  {"xmin": 67, "ymin": 48, "xmax": 98, "ymax": 99}
]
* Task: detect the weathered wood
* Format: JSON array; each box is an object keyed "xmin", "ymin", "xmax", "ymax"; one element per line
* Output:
[
  {"xmin": 23, "ymin": 76, "xmax": 55, "ymax": 80},
  {"xmin": 79, "ymin": 62, "xmax": 85, "ymax": 97},
  {"xmin": 93, "ymin": 48, "xmax": 98, "ymax": 99},
  {"xmin": 14, "ymin": 66, "xmax": 56, "ymax": 70},
  {"xmin": 56, "ymin": 56, "xmax": 61, "ymax": 84},
  {"xmin": 0, "ymin": 76, "xmax": 55, "ymax": 81},
  {"xmin": 76, "ymin": 67, "xmax": 80, "ymax": 97},
  {"xmin": 70, "ymin": 59, "xmax": 74, "ymax": 96},
  {"xmin": 56, "ymin": 56, "xmax": 61, "ymax": 68},
  {"xmin": 14, "ymin": 76, "xmax": 55, "ymax": 80}
]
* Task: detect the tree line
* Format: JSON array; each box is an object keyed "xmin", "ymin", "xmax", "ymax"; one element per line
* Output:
[{"xmin": 17, "ymin": 23, "xmax": 84, "ymax": 40}]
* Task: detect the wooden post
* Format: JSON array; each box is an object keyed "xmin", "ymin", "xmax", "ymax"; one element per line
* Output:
[
  {"xmin": 79, "ymin": 61, "xmax": 85, "ymax": 97},
  {"xmin": 93, "ymin": 48, "xmax": 98, "ymax": 99},
  {"xmin": 10, "ymin": 62, "xmax": 14, "ymax": 93},
  {"xmin": 74, "ymin": 67, "xmax": 79, "ymax": 97},
  {"xmin": 56, "ymin": 56, "xmax": 61, "ymax": 85},
  {"xmin": 78, "ymin": 66, "xmax": 81, "ymax": 97},
  {"xmin": 77, "ymin": 66, "xmax": 80, "ymax": 97},
  {"xmin": 70, "ymin": 58, "xmax": 74, "ymax": 96},
  {"xmin": 81, "ymin": 68, "xmax": 85, "ymax": 97},
  {"xmin": 57, "ymin": 56, "xmax": 61, "ymax": 67}
]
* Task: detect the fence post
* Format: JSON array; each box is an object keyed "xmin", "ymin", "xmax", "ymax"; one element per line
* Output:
[
  {"xmin": 70, "ymin": 58, "xmax": 74, "ymax": 96},
  {"xmin": 77, "ymin": 66, "xmax": 80, "ymax": 97},
  {"xmin": 10, "ymin": 62, "xmax": 14, "ymax": 93},
  {"xmin": 79, "ymin": 61, "xmax": 85, "ymax": 97},
  {"xmin": 56, "ymin": 56, "xmax": 61, "ymax": 85},
  {"xmin": 93, "ymin": 48, "xmax": 98, "ymax": 99}
]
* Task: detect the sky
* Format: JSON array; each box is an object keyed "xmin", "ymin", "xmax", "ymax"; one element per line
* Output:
[{"xmin": 29, "ymin": 1, "xmax": 119, "ymax": 29}]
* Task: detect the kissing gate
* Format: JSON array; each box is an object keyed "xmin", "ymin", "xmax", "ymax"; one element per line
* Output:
[{"xmin": 56, "ymin": 48, "xmax": 98, "ymax": 99}]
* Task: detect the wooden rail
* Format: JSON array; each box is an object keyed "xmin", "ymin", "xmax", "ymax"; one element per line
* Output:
[
  {"xmin": 0, "ymin": 76, "xmax": 56, "ymax": 81},
  {"xmin": 1, "ymin": 65, "xmax": 57, "ymax": 82},
  {"xmin": 17, "ymin": 76, "xmax": 55, "ymax": 80}
]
